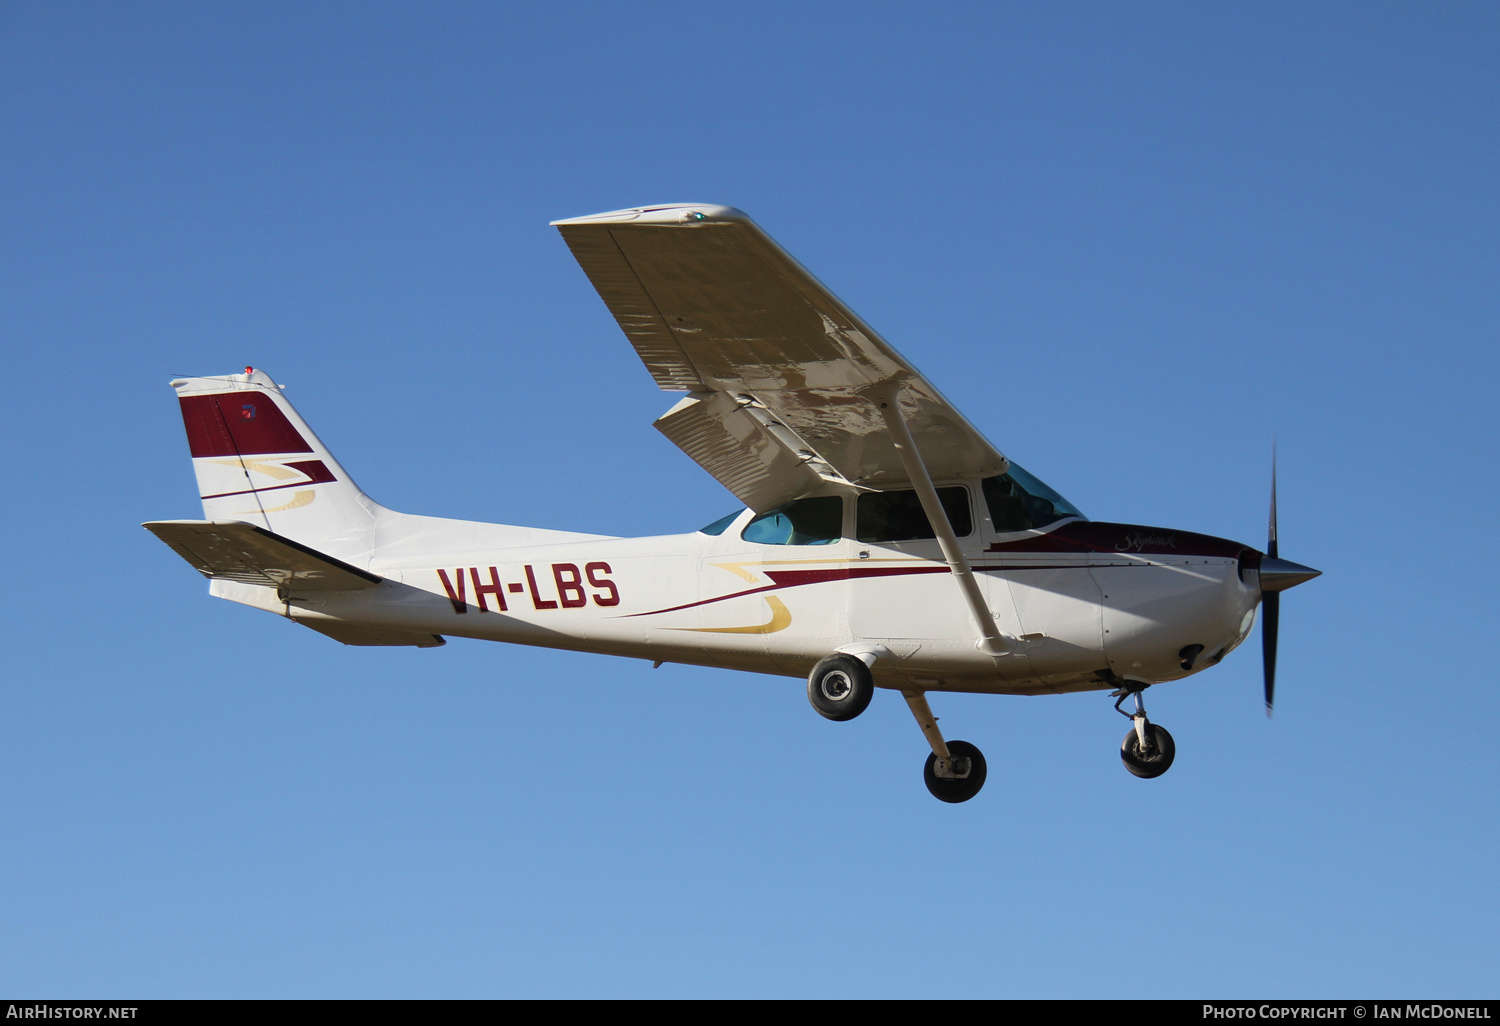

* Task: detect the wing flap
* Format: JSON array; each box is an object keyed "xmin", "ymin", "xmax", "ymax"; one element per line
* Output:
[
  {"xmin": 143, "ymin": 520, "xmax": 381, "ymax": 591},
  {"xmin": 653, "ymin": 393, "xmax": 826, "ymax": 512}
]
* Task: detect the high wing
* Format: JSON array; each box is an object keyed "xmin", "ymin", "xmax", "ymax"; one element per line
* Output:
[{"xmin": 553, "ymin": 204, "xmax": 1007, "ymax": 511}]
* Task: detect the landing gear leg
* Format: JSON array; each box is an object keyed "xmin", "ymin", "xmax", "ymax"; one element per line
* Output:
[
  {"xmin": 903, "ymin": 691, "xmax": 987, "ymax": 803},
  {"xmin": 1112, "ymin": 684, "xmax": 1176, "ymax": 779}
]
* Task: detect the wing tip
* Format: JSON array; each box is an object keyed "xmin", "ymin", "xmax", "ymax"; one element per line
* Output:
[{"xmin": 550, "ymin": 203, "xmax": 748, "ymax": 227}]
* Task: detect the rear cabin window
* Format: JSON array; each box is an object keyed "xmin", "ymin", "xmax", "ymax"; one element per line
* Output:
[
  {"xmin": 740, "ymin": 496, "xmax": 843, "ymax": 546},
  {"xmin": 697, "ymin": 510, "xmax": 742, "ymax": 536},
  {"xmin": 856, "ymin": 487, "xmax": 972, "ymax": 543}
]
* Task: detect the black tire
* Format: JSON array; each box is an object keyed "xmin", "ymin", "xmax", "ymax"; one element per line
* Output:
[
  {"xmin": 923, "ymin": 739, "xmax": 987, "ymax": 803},
  {"xmin": 1121, "ymin": 723, "xmax": 1176, "ymax": 779},
  {"xmin": 806, "ymin": 654, "xmax": 875, "ymax": 721}
]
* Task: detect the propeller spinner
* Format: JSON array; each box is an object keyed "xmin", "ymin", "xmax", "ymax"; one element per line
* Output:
[{"xmin": 1259, "ymin": 450, "xmax": 1320, "ymax": 716}]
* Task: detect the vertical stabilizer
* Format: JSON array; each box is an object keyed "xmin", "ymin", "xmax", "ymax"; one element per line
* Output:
[{"xmin": 172, "ymin": 369, "xmax": 379, "ymax": 566}]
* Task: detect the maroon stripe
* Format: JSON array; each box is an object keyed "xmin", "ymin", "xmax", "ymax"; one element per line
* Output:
[
  {"xmin": 764, "ymin": 565, "xmax": 950, "ymax": 588},
  {"xmin": 985, "ymin": 521, "xmax": 1252, "ymax": 559},
  {"xmin": 200, "ymin": 481, "xmax": 317, "ymax": 501},
  {"xmin": 624, "ymin": 529, "xmax": 1253, "ymax": 621},
  {"xmin": 624, "ymin": 564, "xmax": 952, "ymax": 618},
  {"xmin": 284, "ymin": 459, "xmax": 336, "ymax": 483},
  {"xmin": 198, "ymin": 460, "xmax": 336, "ymax": 500},
  {"xmin": 180, "ymin": 394, "xmax": 314, "ymax": 458}
]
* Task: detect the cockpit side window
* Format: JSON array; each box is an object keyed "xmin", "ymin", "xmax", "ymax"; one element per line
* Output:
[
  {"xmin": 983, "ymin": 463, "xmax": 1086, "ymax": 533},
  {"xmin": 856, "ymin": 486, "xmax": 972, "ymax": 543},
  {"xmin": 740, "ymin": 495, "xmax": 843, "ymax": 546}
]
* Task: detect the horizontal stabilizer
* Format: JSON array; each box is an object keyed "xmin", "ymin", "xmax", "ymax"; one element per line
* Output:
[
  {"xmin": 143, "ymin": 520, "xmax": 381, "ymax": 591},
  {"xmin": 296, "ymin": 620, "xmax": 445, "ymax": 648}
]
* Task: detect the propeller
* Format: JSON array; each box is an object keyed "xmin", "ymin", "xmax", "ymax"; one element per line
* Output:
[
  {"xmin": 1258, "ymin": 447, "xmax": 1320, "ymax": 717},
  {"xmin": 1262, "ymin": 452, "xmax": 1280, "ymax": 716}
]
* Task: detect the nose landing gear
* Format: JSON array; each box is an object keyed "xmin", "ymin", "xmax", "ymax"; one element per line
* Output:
[{"xmin": 1113, "ymin": 684, "xmax": 1176, "ymax": 779}]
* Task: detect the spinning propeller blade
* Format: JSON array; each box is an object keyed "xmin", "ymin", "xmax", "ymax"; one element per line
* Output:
[
  {"xmin": 1262, "ymin": 590, "xmax": 1279, "ymax": 716},
  {"xmin": 1264, "ymin": 450, "xmax": 1278, "ymax": 716},
  {"xmin": 1258, "ymin": 447, "xmax": 1320, "ymax": 717}
]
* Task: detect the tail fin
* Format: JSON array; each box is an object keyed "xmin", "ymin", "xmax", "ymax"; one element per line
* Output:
[{"xmin": 172, "ymin": 368, "xmax": 379, "ymax": 565}]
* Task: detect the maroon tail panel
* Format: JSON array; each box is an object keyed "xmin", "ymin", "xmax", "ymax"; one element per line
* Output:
[{"xmin": 180, "ymin": 394, "xmax": 314, "ymax": 458}]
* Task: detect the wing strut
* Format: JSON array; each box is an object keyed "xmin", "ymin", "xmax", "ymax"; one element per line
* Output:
[{"xmin": 875, "ymin": 388, "xmax": 1014, "ymax": 657}]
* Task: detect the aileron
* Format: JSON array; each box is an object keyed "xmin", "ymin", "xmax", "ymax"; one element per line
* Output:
[{"xmin": 555, "ymin": 226, "xmax": 706, "ymax": 392}]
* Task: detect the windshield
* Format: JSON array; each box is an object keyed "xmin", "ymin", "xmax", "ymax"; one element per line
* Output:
[{"xmin": 982, "ymin": 462, "xmax": 1086, "ymax": 532}]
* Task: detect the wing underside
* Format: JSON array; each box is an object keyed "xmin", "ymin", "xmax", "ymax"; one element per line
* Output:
[{"xmin": 555, "ymin": 205, "xmax": 1006, "ymax": 510}]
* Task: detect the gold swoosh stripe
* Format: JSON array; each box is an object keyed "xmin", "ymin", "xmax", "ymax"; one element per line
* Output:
[
  {"xmin": 210, "ymin": 457, "xmax": 305, "ymax": 481},
  {"xmin": 671, "ymin": 595, "xmax": 791, "ymax": 635},
  {"xmin": 240, "ymin": 489, "xmax": 315, "ymax": 514}
]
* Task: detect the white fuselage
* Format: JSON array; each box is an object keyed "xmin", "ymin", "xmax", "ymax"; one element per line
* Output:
[{"xmin": 215, "ymin": 504, "xmax": 1262, "ymax": 697}]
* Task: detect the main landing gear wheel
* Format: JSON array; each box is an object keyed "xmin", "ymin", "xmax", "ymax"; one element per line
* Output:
[
  {"xmin": 807, "ymin": 653, "xmax": 875, "ymax": 721},
  {"xmin": 1120, "ymin": 723, "xmax": 1176, "ymax": 778},
  {"xmin": 923, "ymin": 740, "xmax": 987, "ymax": 803}
]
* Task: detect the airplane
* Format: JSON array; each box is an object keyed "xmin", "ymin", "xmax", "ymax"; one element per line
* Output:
[{"xmin": 146, "ymin": 203, "xmax": 1320, "ymax": 803}]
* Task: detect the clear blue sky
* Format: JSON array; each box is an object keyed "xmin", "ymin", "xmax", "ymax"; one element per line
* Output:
[{"xmin": 2, "ymin": 1, "xmax": 1496, "ymax": 998}]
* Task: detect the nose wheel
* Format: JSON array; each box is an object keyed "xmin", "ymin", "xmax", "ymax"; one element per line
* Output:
[
  {"xmin": 1113, "ymin": 684, "xmax": 1176, "ymax": 779},
  {"xmin": 1121, "ymin": 722, "xmax": 1175, "ymax": 778}
]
